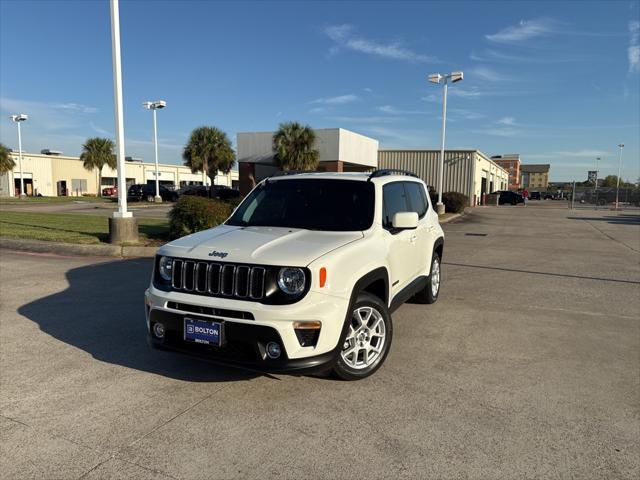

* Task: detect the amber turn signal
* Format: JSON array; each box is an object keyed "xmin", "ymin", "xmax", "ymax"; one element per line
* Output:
[
  {"xmin": 293, "ymin": 321, "xmax": 322, "ymax": 330},
  {"xmin": 319, "ymin": 267, "xmax": 327, "ymax": 288}
]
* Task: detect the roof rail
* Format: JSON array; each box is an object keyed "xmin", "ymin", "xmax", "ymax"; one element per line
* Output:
[{"xmin": 368, "ymin": 168, "xmax": 419, "ymax": 181}]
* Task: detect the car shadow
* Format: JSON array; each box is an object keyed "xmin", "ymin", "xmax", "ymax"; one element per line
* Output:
[
  {"xmin": 567, "ymin": 214, "xmax": 640, "ymax": 225},
  {"xmin": 17, "ymin": 258, "xmax": 259, "ymax": 382}
]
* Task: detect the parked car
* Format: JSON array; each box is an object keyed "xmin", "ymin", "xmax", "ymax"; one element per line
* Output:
[
  {"xmin": 543, "ymin": 193, "xmax": 554, "ymax": 200},
  {"xmin": 127, "ymin": 184, "xmax": 178, "ymax": 202},
  {"xmin": 102, "ymin": 187, "xmax": 117, "ymax": 197},
  {"xmin": 530, "ymin": 191, "xmax": 541, "ymax": 200},
  {"xmin": 146, "ymin": 170, "xmax": 445, "ymax": 380},
  {"xmin": 178, "ymin": 184, "xmax": 241, "ymax": 200},
  {"xmin": 495, "ymin": 190, "xmax": 525, "ymax": 205}
]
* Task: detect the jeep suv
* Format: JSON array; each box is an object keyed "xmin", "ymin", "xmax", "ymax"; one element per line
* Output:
[{"xmin": 145, "ymin": 170, "xmax": 445, "ymax": 379}]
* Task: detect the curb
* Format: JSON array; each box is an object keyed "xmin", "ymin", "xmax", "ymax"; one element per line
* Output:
[
  {"xmin": 0, "ymin": 237, "xmax": 158, "ymax": 258},
  {"xmin": 438, "ymin": 212, "xmax": 464, "ymax": 224}
]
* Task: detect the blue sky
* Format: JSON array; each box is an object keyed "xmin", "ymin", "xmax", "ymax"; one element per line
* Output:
[{"xmin": 0, "ymin": 0, "xmax": 638, "ymax": 182}]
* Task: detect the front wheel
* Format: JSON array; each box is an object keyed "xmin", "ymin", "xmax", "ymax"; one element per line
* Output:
[{"xmin": 333, "ymin": 293, "xmax": 392, "ymax": 380}]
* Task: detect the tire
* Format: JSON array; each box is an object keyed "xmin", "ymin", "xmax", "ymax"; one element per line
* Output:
[
  {"xmin": 511, "ymin": 200, "xmax": 516, "ymax": 206},
  {"xmin": 413, "ymin": 251, "xmax": 441, "ymax": 304},
  {"xmin": 146, "ymin": 194, "xmax": 154, "ymax": 202},
  {"xmin": 333, "ymin": 292, "xmax": 392, "ymax": 380}
]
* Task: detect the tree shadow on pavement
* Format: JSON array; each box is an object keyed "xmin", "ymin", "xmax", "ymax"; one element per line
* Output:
[
  {"xmin": 17, "ymin": 258, "xmax": 258, "ymax": 383},
  {"xmin": 567, "ymin": 214, "xmax": 640, "ymax": 225}
]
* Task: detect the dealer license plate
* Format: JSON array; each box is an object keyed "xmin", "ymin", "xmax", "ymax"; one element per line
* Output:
[{"xmin": 184, "ymin": 318, "xmax": 222, "ymax": 346}]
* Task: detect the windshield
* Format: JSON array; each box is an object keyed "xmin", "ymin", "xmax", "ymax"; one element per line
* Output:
[{"xmin": 227, "ymin": 179, "xmax": 375, "ymax": 231}]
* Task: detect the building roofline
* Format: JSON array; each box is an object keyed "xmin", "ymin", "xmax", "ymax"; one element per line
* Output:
[{"xmin": 8, "ymin": 151, "xmax": 239, "ymax": 173}]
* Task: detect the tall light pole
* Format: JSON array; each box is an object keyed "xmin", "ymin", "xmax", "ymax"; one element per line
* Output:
[
  {"xmin": 143, "ymin": 100, "xmax": 166, "ymax": 203},
  {"xmin": 615, "ymin": 144, "xmax": 624, "ymax": 210},
  {"xmin": 10, "ymin": 114, "xmax": 28, "ymax": 198},
  {"xmin": 108, "ymin": 0, "xmax": 138, "ymax": 243},
  {"xmin": 428, "ymin": 71, "xmax": 463, "ymax": 215}
]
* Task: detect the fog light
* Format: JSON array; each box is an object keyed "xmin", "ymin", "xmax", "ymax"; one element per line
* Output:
[
  {"xmin": 153, "ymin": 322, "xmax": 165, "ymax": 339},
  {"xmin": 266, "ymin": 342, "xmax": 281, "ymax": 359}
]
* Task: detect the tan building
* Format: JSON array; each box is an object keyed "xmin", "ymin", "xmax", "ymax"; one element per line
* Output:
[
  {"xmin": 237, "ymin": 128, "xmax": 378, "ymax": 195},
  {"xmin": 491, "ymin": 154, "xmax": 521, "ymax": 191},
  {"xmin": 378, "ymin": 149, "xmax": 509, "ymax": 207},
  {"xmin": 520, "ymin": 164, "xmax": 550, "ymax": 191},
  {"xmin": 0, "ymin": 151, "xmax": 238, "ymax": 197}
]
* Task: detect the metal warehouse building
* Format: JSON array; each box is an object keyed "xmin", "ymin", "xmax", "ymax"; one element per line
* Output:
[
  {"xmin": 0, "ymin": 151, "xmax": 238, "ymax": 197},
  {"xmin": 378, "ymin": 149, "xmax": 509, "ymax": 207}
]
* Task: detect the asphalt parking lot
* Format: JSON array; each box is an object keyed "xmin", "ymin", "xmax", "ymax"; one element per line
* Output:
[{"xmin": 1, "ymin": 203, "xmax": 638, "ymax": 479}]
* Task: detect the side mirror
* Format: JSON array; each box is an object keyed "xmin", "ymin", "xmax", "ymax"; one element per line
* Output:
[{"xmin": 392, "ymin": 211, "xmax": 418, "ymax": 230}]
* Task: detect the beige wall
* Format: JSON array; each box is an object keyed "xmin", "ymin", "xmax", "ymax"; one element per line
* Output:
[
  {"xmin": 5, "ymin": 152, "xmax": 238, "ymax": 197},
  {"xmin": 378, "ymin": 149, "xmax": 508, "ymax": 207}
]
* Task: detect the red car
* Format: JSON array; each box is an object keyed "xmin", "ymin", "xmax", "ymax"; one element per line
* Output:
[{"xmin": 102, "ymin": 187, "xmax": 117, "ymax": 197}]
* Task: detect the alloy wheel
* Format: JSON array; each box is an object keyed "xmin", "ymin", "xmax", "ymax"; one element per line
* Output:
[
  {"xmin": 340, "ymin": 306, "xmax": 386, "ymax": 370},
  {"xmin": 431, "ymin": 257, "xmax": 440, "ymax": 297}
]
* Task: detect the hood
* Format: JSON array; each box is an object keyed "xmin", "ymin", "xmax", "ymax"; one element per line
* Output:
[{"xmin": 159, "ymin": 225, "xmax": 363, "ymax": 266}]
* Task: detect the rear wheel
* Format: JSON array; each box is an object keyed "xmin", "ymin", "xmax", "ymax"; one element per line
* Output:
[
  {"xmin": 333, "ymin": 293, "xmax": 392, "ymax": 380},
  {"xmin": 413, "ymin": 251, "xmax": 441, "ymax": 304}
]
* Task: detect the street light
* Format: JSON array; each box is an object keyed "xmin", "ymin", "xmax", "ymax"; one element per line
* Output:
[
  {"xmin": 108, "ymin": 0, "xmax": 138, "ymax": 243},
  {"xmin": 143, "ymin": 100, "xmax": 167, "ymax": 203},
  {"xmin": 428, "ymin": 71, "xmax": 463, "ymax": 214},
  {"xmin": 10, "ymin": 114, "xmax": 28, "ymax": 198},
  {"xmin": 615, "ymin": 144, "xmax": 624, "ymax": 210}
]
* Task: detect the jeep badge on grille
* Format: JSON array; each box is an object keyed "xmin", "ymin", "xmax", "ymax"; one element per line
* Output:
[{"xmin": 208, "ymin": 250, "xmax": 228, "ymax": 259}]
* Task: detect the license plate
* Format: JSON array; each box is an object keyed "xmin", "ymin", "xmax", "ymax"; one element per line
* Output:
[{"xmin": 184, "ymin": 318, "xmax": 222, "ymax": 346}]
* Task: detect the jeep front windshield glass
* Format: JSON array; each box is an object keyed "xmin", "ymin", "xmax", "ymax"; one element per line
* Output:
[{"xmin": 226, "ymin": 179, "xmax": 375, "ymax": 231}]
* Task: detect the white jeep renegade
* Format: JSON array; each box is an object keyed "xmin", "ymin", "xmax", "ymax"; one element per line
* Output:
[{"xmin": 145, "ymin": 169, "xmax": 444, "ymax": 380}]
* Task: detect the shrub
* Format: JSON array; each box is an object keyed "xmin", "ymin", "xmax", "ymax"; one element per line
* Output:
[
  {"xmin": 169, "ymin": 196, "xmax": 235, "ymax": 239},
  {"xmin": 429, "ymin": 191, "xmax": 469, "ymax": 214}
]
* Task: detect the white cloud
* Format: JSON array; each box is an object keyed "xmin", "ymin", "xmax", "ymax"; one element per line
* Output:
[
  {"xmin": 552, "ymin": 149, "xmax": 610, "ymax": 157},
  {"xmin": 89, "ymin": 122, "xmax": 112, "ymax": 136},
  {"xmin": 497, "ymin": 116, "xmax": 516, "ymax": 125},
  {"xmin": 475, "ymin": 127, "xmax": 522, "ymax": 137},
  {"xmin": 324, "ymin": 24, "xmax": 437, "ymax": 63},
  {"xmin": 309, "ymin": 94, "xmax": 359, "ymax": 105},
  {"xmin": 377, "ymin": 105, "xmax": 426, "ymax": 115},
  {"xmin": 629, "ymin": 20, "xmax": 640, "ymax": 73},
  {"xmin": 363, "ymin": 87, "xmax": 373, "ymax": 93},
  {"xmin": 325, "ymin": 115, "xmax": 404, "ymax": 124},
  {"xmin": 486, "ymin": 18, "xmax": 559, "ymax": 43},
  {"xmin": 469, "ymin": 66, "xmax": 508, "ymax": 82}
]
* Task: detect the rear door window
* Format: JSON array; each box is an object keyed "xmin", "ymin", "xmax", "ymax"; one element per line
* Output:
[{"xmin": 405, "ymin": 182, "xmax": 428, "ymax": 218}]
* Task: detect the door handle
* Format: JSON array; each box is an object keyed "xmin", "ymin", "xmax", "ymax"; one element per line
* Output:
[{"xmin": 410, "ymin": 234, "xmax": 417, "ymax": 243}]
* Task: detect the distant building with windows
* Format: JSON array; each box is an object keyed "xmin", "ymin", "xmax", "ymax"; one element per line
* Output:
[
  {"xmin": 0, "ymin": 150, "xmax": 238, "ymax": 197},
  {"xmin": 520, "ymin": 164, "xmax": 550, "ymax": 190},
  {"xmin": 491, "ymin": 154, "xmax": 521, "ymax": 191}
]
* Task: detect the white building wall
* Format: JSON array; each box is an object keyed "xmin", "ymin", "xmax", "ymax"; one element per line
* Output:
[
  {"xmin": 338, "ymin": 128, "xmax": 378, "ymax": 168},
  {"xmin": 3, "ymin": 152, "xmax": 237, "ymax": 197}
]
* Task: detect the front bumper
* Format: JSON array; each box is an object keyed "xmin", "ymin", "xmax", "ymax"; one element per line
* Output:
[{"xmin": 145, "ymin": 286, "xmax": 349, "ymax": 374}]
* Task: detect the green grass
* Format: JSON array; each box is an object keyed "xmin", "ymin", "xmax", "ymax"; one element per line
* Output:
[
  {"xmin": 0, "ymin": 196, "xmax": 112, "ymax": 205},
  {"xmin": 0, "ymin": 211, "xmax": 169, "ymax": 245}
]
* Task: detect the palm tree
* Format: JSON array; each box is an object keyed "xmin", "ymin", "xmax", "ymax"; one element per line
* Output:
[
  {"xmin": 80, "ymin": 137, "xmax": 116, "ymax": 196},
  {"xmin": 272, "ymin": 122, "xmax": 319, "ymax": 171},
  {"xmin": 183, "ymin": 126, "xmax": 235, "ymax": 197},
  {"xmin": 0, "ymin": 143, "xmax": 15, "ymax": 174}
]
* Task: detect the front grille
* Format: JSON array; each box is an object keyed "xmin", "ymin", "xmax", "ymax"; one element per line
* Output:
[{"xmin": 171, "ymin": 259, "xmax": 266, "ymax": 300}]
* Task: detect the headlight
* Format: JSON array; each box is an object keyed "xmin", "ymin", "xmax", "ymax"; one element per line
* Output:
[
  {"xmin": 277, "ymin": 267, "xmax": 306, "ymax": 295},
  {"xmin": 158, "ymin": 256, "xmax": 173, "ymax": 282}
]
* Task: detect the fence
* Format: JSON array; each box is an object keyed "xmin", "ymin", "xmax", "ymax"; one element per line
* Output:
[{"xmin": 567, "ymin": 185, "xmax": 640, "ymax": 210}]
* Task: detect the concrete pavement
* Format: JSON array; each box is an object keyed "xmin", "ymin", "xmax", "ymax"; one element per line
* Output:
[{"xmin": 1, "ymin": 203, "xmax": 638, "ymax": 479}]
